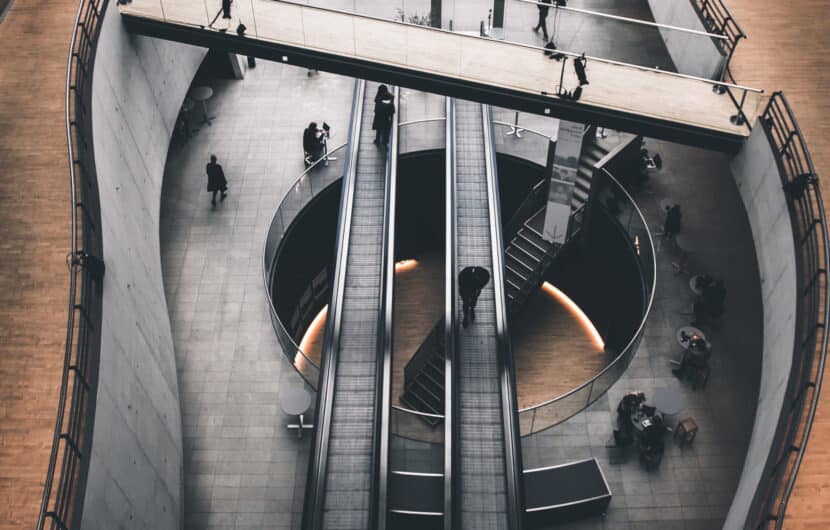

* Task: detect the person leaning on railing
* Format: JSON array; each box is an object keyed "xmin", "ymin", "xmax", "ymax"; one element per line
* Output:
[{"xmin": 303, "ymin": 121, "xmax": 331, "ymax": 167}]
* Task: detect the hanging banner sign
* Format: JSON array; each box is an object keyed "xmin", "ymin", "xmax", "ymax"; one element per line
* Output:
[{"xmin": 543, "ymin": 120, "xmax": 585, "ymax": 243}]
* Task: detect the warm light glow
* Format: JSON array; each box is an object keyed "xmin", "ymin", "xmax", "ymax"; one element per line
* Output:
[
  {"xmin": 395, "ymin": 259, "xmax": 418, "ymax": 273},
  {"xmin": 541, "ymin": 282, "xmax": 605, "ymax": 351},
  {"xmin": 297, "ymin": 305, "xmax": 328, "ymax": 369}
]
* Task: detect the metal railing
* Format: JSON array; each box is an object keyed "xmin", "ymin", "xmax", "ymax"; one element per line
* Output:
[
  {"xmin": 691, "ymin": 0, "xmax": 746, "ymax": 83},
  {"xmin": 119, "ymin": 0, "xmax": 764, "ymax": 133},
  {"xmin": 263, "ymin": 142, "xmax": 348, "ymax": 388},
  {"xmin": 518, "ymin": 165, "xmax": 657, "ymax": 436},
  {"xmin": 750, "ymin": 92, "xmax": 828, "ymax": 530},
  {"xmin": 37, "ymin": 0, "xmax": 108, "ymax": 528}
]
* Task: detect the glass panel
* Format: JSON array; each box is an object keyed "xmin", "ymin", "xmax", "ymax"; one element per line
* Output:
[
  {"xmin": 529, "ymin": 383, "xmax": 591, "ymax": 434},
  {"xmin": 518, "ymin": 408, "xmax": 535, "ymax": 437},
  {"xmin": 390, "ymin": 407, "xmax": 444, "ymax": 444},
  {"xmin": 491, "ymin": 122, "xmax": 550, "ymax": 168},
  {"xmin": 399, "ymin": 120, "xmax": 445, "ymax": 155}
]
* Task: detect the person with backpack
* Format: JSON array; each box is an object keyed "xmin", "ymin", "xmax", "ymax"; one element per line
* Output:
[{"xmin": 458, "ymin": 266, "xmax": 490, "ymax": 328}]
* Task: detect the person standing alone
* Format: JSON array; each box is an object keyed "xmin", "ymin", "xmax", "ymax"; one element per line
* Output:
[
  {"xmin": 206, "ymin": 155, "xmax": 228, "ymax": 206},
  {"xmin": 532, "ymin": 0, "xmax": 552, "ymax": 41},
  {"xmin": 458, "ymin": 266, "xmax": 491, "ymax": 328},
  {"xmin": 373, "ymin": 85, "xmax": 395, "ymax": 146}
]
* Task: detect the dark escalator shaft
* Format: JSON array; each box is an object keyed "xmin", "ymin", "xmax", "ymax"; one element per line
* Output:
[{"xmin": 304, "ymin": 80, "xmax": 394, "ymax": 530}]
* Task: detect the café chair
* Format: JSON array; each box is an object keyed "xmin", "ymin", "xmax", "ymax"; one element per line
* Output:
[
  {"xmin": 638, "ymin": 439, "xmax": 664, "ymax": 471},
  {"xmin": 674, "ymin": 417, "xmax": 699, "ymax": 446}
]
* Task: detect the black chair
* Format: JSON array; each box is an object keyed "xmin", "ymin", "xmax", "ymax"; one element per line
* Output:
[{"xmin": 638, "ymin": 439, "xmax": 664, "ymax": 470}]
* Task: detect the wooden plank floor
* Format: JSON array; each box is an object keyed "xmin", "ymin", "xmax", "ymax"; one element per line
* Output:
[
  {"xmin": 301, "ymin": 251, "xmax": 605, "ymax": 410},
  {"xmin": 120, "ymin": 0, "xmax": 763, "ymax": 137},
  {"xmin": 725, "ymin": 3, "xmax": 830, "ymax": 527},
  {"xmin": 0, "ymin": 0, "xmax": 77, "ymax": 528}
]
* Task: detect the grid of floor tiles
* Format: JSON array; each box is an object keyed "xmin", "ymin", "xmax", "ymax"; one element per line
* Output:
[{"xmin": 159, "ymin": 61, "xmax": 353, "ymax": 530}]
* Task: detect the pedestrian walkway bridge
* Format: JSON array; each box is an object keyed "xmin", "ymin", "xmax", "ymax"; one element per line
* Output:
[{"xmin": 119, "ymin": 0, "xmax": 763, "ymax": 150}]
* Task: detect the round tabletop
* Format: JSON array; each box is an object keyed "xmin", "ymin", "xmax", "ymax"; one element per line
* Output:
[
  {"xmin": 280, "ymin": 388, "xmax": 311, "ymax": 416},
  {"xmin": 677, "ymin": 325, "xmax": 707, "ymax": 348},
  {"xmin": 652, "ymin": 387, "xmax": 683, "ymax": 415},
  {"xmin": 190, "ymin": 86, "xmax": 214, "ymax": 102}
]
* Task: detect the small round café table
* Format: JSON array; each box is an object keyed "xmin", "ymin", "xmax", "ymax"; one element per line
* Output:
[{"xmin": 280, "ymin": 387, "xmax": 313, "ymax": 439}]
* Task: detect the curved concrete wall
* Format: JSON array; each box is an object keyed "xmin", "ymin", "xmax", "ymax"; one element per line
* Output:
[
  {"xmin": 724, "ymin": 122, "xmax": 797, "ymax": 528},
  {"xmin": 81, "ymin": 3, "xmax": 206, "ymax": 528}
]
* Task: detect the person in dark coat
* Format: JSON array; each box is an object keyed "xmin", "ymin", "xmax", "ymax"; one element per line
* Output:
[
  {"xmin": 206, "ymin": 155, "xmax": 228, "ymax": 206},
  {"xmin": 303, "ymin": 122, "xmax": 327, "ymax": 166},
  {"xmin": 663, "ymin": 204, "xmax": 682, "ymax": 239},
  {"xmin": 222, "ymin": 0, "xmax": 232, "ymax": 19},
  {"xmin": 533, "ymin": 0, "xmax": 552, "ymax": 41},
  {"xmin": 673, "ymin": 334, "xmax": 710, "ymax": 379},
  {"xmin": 458, "ymin": 266, "xmax": 490, "ymax": 327},
  {"xmin": 372, "ymin": 85, "xmax": 395, "ymax": 146}
]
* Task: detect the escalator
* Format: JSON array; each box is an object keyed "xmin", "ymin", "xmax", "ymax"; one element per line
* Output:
[
  {"xmin": 303, "ymin": 80, "xmax": 398, "ymax": 530},
  {"xmin": 446, "ymin": 99, "xmax": 524, "ymax": 530}
]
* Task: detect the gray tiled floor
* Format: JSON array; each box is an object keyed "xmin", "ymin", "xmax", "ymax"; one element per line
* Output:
[
  {"xmin": 521, "ymin": 133, "xmax": 762, "ymax": 529},
  {"xmin": 159, "ymin": 61, "xmax": 354, "ymax": 530}
]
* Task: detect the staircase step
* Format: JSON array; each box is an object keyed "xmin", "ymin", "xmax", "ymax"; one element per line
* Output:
[
  {"xmin": 518, "ymin": 227, "xmax": 551, "ymax": 253},
  {"xmin": 505, "ymin": 249, "xmax": 535, "ymax": 271},
  {"xmin": 504, "ymin": 263, "xmax": 529, "ymax": 282},
  {"xmin": 512, "ymin": 237, "xmax": 545, "ymax": 261},
  {"xmin": 401, "ymin": 390, "xmax": 442, "ymax": 416},
  {"xmin": 417, "ymin": 369, "xmax": 444, "ymax": 397}
]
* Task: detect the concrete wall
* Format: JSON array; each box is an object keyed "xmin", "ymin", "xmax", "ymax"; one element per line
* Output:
[
  {"xmin": 646, "ymin": 0, "xmax": 725, "ymax": 80},
  {"xmin": 81, "ymin": 3, "xmax": 206, "ymax": 528},
  {"xmin": 724, "ymin": 123, "xmax": 797, "ymax": 529}
]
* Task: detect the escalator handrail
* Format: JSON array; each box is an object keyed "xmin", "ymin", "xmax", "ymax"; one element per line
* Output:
[
  {"xmin": 443, "ymin": 97, "xmax": 457, "ymax": 530},
  {"xmin": 482, "ymin": 104, "xmax": 525, "ymax": 530},
  {"xmin": 374, "ymin": 86, "xmax": 400, "ymax": 530},
  {"xmin": 302, "ymin": 78, "xmax": 366, "ymax": 530}
]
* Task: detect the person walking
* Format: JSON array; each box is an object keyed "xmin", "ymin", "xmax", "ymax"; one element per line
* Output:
[
  {"xmin": 458, "ymin": 266, "xmax": 490, "ymax": 328},
  {"xmin": 372, "ymin": 85, "xmax": 395, "ymax": 146},
  {"xmin": 206, "ymin": 155, "xmax": 228, "ymax": 206},
  {"xmin": 532, "ymin": 0, "xmax": 552, "ymax": 41}
]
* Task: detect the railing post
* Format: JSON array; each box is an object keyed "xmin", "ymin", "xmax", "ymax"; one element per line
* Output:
[{"xmin": 730, "ymin": 88, "xmax": 748, "ymax": 125}]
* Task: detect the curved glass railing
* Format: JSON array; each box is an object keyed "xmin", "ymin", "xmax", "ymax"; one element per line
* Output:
[
  {"xmin": 264, "ymin": 117, "xmax": 654, "ymax": 443},
  {"xmin": 518, "ymin": 166, "xmax": 657, "ymax": 436},
  {"xmin": 263, "ymin": 142, "xmax": 347, "ymax": 388}
]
